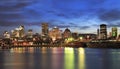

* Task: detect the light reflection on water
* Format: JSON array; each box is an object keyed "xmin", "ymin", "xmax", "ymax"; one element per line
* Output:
[
  {"xmin": 64, "ymin": 48, "xmax": 74, "ymax": 69},
  {"xmin": 0, "ymin": 47, "xmax": 120, "ymax": 69},
  {"xmin": 78, "ymin": 48, "xmax": 85, "ymax": 69}
]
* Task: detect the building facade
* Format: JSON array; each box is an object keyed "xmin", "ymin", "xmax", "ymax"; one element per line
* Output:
[
  {"xmin": 41, "ymin": 23, "xmax": 49, "ymax": 36},
  {"xmin": 27, "ymin": 29, "xmax": 33, "ymax": 38},
  {"xmin": 11, "ymin": 28, "xmax": 20, "ymax": 38},
  {"xmin": 100, "ymin": 24, "xmax": 107, "ymax": 39},
  {"xmin": 11, "ymin": 25, "xmax": 25, "ymax": 38},
  {"xmin": 49, "ymin": 27, "xmax": 62, "ymax": 41},
  {"xmin": 63, "ymin": 28, "xmax": 72, "ymax": 38},
  {"xmin": 112, "ymin": 27, "xmax": 117, "ymax": 38},
  {"xmin": 3, "ymin": 31, "xmax": 10, "ymax": 38},
  {"xmin": 97, "ymin": 29, "xmax": 100, "ymax": 39},
  {"xmin": 19, "ymin": 25, "xmax": 25, "ymax": 38}
]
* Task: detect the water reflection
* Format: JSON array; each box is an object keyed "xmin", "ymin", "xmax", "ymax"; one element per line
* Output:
[
  {"xmin": 51, "ymin": 48, "xmax": 64, "ymax": 69},
  {"xmin": 64, "ymin": 48, "xmax": 74, "ymax": 69},
  {"xmin": 4, "ymin": 49, "xmax": 25, "ymax": 69},
  {"xmin": 78, "ymin": 48, "xmax": 86, "ymax": 69},
  {"xmin": 0, "ymin": 47, "xmax": 120, "ymax": 69},
  {"xmin": 102, "ymin": 49, "xmax": 120, "ymax": 69}
]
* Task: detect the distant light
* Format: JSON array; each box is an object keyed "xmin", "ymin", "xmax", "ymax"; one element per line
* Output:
[
  {"xmin": 65, "ymin": 37, "xmax": 74, "ymax": 43},
  {"xmin": 54, "ymin": 26, "xmax": 57, "ymax": 28},
  {"xmin": 79, "ymin": 37, "xmax": 83, "ymax": 40},
  {"xmin": 15, "ymin": 28, "xmax": 19, "ymax": 30}
]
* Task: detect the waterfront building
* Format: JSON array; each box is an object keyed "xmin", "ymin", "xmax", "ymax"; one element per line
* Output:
[
  {"xmin": 100, "ymin": 24, "xmax": 107, "ymax": 39},
  {"xmin": 108, "ymin": 32, "xmax": 112, "ymax": 38},
  {"xmin": 11, "ymin": 26, "xmax": 25, "ymax": 38},
  {"xmin": 13, "ymin": 28, "xmax": 20, "ymax": 38},
  {"xmin": 41, "ymin": 23, "xmax": 49, "ymax": 36},
  {"xmin": 78, "ymin": 33, "xmax": 97, "ymax": 41},
  {"xmin": 72, "ymin": 32, "xmax": 78, "ymax": 39},
  {"xmin": 19, "ymin": 25, "xmax": 25, "ymax": 38},
  {"xmin": 49, "ymin": 27, "xmax": 62, "ymax": 41},
  {"xmin": 97, "ymin": 29, "xmax": 100, "ymax": 39},
  {"xmin": 112, "ymin": 27, "xmax": 117, "ymax": 38},
  {"xmin": 27, "ymin": 29, "xmax": 33, "ymax": 38},
  {"xmin": 63, "ymin": 28, "xmax": 72, "ymax": 38},
  {"xmin": 3, "ymin": 31, "xmax": 10, "ymax": 38},
  {"xmin": 11, "ymin": 30, "xmax": 16, "ymax": 38}
]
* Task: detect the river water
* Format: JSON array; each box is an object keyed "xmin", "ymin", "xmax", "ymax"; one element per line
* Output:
[{"xmin": 0, "ymin": 47, "xmax": 120, "ymax": 69}]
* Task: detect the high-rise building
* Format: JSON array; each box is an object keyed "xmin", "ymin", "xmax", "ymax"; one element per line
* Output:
[
  {"xmin": 19, "ymin": 25, "xmax": 25, "ymax": 38},
  {"xmin": 49, "ymin": 27, "xmax": 62, "ymax": 41},
  {"xmin": 3, "ymin": 31, "xmax": 10, "ymax": 38},
  {"xmin": 41, "ymin": 23, "xmax": 49, "ymax": 36},
  {"xmin": 112, "ymin": 27, "xmax": 117, "ymax": 38},
  {"xmin": 63, "ymin": 28, "xmax": 72, "ymax": 38},
  {"xmin": 11, "ymin": 30, "xmax": 17, "ymax": 38},
  {"xmin": 97, "ymin": 29, "xmax": 100, "ymax": 39},
  {"xmin": 100, "ymin": 24, "xmax": 107, "ymax": 39},
  {"xmin": 11, "ymin": 26, "xmax": 25, "ymax": 38},
  {"xmin": 27, "ymin": 29, "xmax": 33, "ymax": 38},
  {"xmin": 14, "ymin": 28, "xmax": 20, "ymax": 38},
  {"xmin": 109, "ymin": 32, "xmax": 112, "ymax": 38}
]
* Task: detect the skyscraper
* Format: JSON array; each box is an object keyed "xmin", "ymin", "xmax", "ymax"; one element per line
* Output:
[
  {"xmin": 27, "ymin": 29, "xmax": 33, "ymax": 38},
  {"xmin": 13, "ymin": 28, "xmax": 20, "ymax": 38},
  {"xmin": 97, "ymin": 29, "xmax": 100, "ymax": 39},
  {"xmin": 41, "ymin": 23, "xmax": 49, "ymax": 36},
  {"xmin": 112, "ymin": 27, "xmax": 117, "ymax": 38},
  {"xmin": 3, "ymin": 31, "xmax": 10, "ymax": 38},
  {"xmin": 49, "ymin": 27, "xmax": 62, "ymax": 41},
  {"xmin": 19, "ymin": 25, "xmax": 25, "ymax": 38},
  {"xmin": 100, "ymin": 24, "xmax": 107, "ymax": 39}
]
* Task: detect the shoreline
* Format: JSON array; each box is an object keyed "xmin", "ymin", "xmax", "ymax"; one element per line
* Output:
[{"xmin": 1, "ymin": 41, "xmax": 120, "ymax": 49}]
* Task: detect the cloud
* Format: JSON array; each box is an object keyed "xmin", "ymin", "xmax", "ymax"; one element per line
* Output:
[
  {"xmin": 48, "ymin": 22, "xmax": 91, "ymax": 30},
  {"xmin": 79, "ymin": 26, "xmax": 90, "ymax": 30},
  {"xmin": 98, "ymin": 9, "xmax": 120, "ymax": 22},
  {"xmin": 0, "ymin": 0, "xmax": 34, "ymax": 12},
  {"xmin": 0, "ymin": 20, "xmax": 41, "ymax": 27},
  {"xmin": 51, "ymin": 0, "xmax": 104, "ymax": 19},
  {"xmin": 0, "ymin": 0, "xmax": 39, "ymax": 27},
  {"xmin": 106, "ymin": 21, "xmax": 120, "ymax": 28},
  {"xmin": 0, "ymin": 0, "xmax": 120, "ymax": 34},
  {"xmin": 0, "ymin": 21, "xmax": 22, "ymax": 27}
]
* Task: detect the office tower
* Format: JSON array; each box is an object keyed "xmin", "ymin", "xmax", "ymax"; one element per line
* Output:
[
  {"xmin": 97, "ymin": 29, "xmax": 100, "ymax": 39},
  {"xmin": 11, "ymin": 28, "xmax": 19, "ymax": 38},
  {"xmin": 63, "ymin": 28, "xmax": 72, "ymax": 38},
  {"xmin": 27, "ymin": 29, "xmax": 33, "ymax": 38},
  {"xmin": 19, "ymin": 25, "xmax": 25, "ymax": 38},
  {"xmin": 109, "ymin": 32, "xmax": 112, "ymax": 38},
  {"xmin": 112, "ymin": 27, "xmax": 117, "ymax": 38},
  {"xmin": 11, "ymin": 30, "xmax": 16, "ymax": 38},
  {"xmin": 49, "ymin": 27, "xmax": 62, "ymax": 41},
  {"xmin": 41, "ymin": 23, "xmax": 49, "ymax": 36},
  {"xmin": 3, "ymin": 31, "xmax": 10, "ymax": 38},
  {"xmin": 100, "ymin": 24, "xmax": 107, "ymax": 39},
  {"xmin": 15, "ymin": 28, "xmax": 20, "ymax": 38}
]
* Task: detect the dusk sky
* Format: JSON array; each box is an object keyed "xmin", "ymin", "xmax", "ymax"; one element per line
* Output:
[{"xmin": 0, "ymin": 0, "xmax": 120, "ymax": 34}]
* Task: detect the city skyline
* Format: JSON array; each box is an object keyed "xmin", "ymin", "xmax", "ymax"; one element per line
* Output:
[
  {"xmin": 1, "ymin": 24, "xmax": 119, "ymax": 37},
  {"xmin": 0, "ymin": 0, "xmax": 120, "ymax": 34}
]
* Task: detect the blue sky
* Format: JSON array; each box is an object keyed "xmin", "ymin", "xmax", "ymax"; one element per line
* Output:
[{"xmin": 0, "ymin": 0, "xmax": 120, "ymax": 34}]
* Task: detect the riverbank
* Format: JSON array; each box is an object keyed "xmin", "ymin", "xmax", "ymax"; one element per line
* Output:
[{"xmin": 1, "ymin": 41, "xmax": 120, "ymax": 49}]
